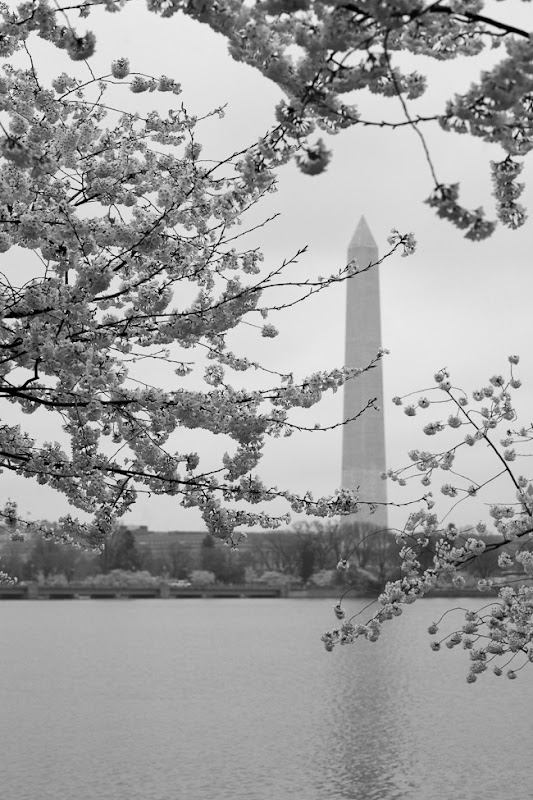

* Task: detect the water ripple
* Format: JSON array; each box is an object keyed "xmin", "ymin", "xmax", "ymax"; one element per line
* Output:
[{"xmin": 1, "ymin": 598, "xmax": 531, "ymax": 800}]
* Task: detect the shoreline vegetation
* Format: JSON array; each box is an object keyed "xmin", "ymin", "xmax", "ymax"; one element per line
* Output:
[
  {"xmin": 2, "ymin": 527, "xmax": 524, "ymax": 604},
  {"xmin": 1, "ymin": 522, "xmax": 517, "ymax": 598}
]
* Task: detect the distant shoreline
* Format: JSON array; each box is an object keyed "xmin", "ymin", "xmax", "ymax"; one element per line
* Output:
[{"xmin": 0, "ymin": 583, "xmax": 501, "ymax": 600}]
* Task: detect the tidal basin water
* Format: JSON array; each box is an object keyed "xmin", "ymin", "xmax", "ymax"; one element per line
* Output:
[{"xmin": 2, "ymin": 597, "xmax": 532, "ymax": 800}]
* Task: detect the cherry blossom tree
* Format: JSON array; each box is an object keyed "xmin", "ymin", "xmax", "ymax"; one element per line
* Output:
[
  {"xmin": 323, "ymin": 357, "xmax": 533, "ymax": 681},
  {"xmin": 0, "ymin": 2, "xmax": 417, "ymax": 579},
  {"xmin": 17, "ymin": 0, "xmax": 533, "ymax": 240}
]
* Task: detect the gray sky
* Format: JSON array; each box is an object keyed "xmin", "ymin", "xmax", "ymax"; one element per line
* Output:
[{"xmin": 4, "ymin": 1, "xmax": 533, "ymax": 534}]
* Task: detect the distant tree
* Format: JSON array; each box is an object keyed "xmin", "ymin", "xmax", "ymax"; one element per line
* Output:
[
  {"xmin": 101, "ymin": 528, "xmax": 141, "ymax": 573},
  {"xmin": 0, "ymin": 540, "xmax": 31, "ymax": 582},
  {"xmin": 136, "ymin": 541, "xmax": 191, "ymax": 578},
  {"xmin": 309, "ymin": 569, "xmax": 335, "ymax": 588},
  {"xmin": 29, "ymin": 536, "xmax": 80, "ymax": 582},
  {"xmin": 299, "ymin": 539, "xmax": 315, "ymax": 584},
  {"xmin": 189, "ymin": 570, "xmax": 216, "ymax": 586},
  {"xmin": 250, "ymin": 532, "xmax": 302, "ymax": 576},
  {"xmin": 292, "ymin": 519, "xmax": 400, "ymax": 584},
  {"xmin": 136, "ymin": 545, "xmax": 156, "ymax": 576},
  {"xmin": 84, "ymin": 569, "xmax": 159, "ymax": 587},
  {"xmin": 29, "ymin": 538, "xmax": 57, "ymax": 580},
  {"xmin": 366, "ymin": 529, "xmax": 401, "ymax": 584},
  {"xmin": 257, "ymin": 570, "xmax": 294, "ymax": 587},
  {"xmin": 200, "ymin": 535, "xmax": 247, "ymax": 583},
  {"xmin": 244, "ymin": 566, "xmax": 260, "ymax": 584},
  {"xmin": 200, "ymin": 535, "xmax": 225, "ymax": 576},
  {"xmin": 202, "ymin": 534, "xmax": 216, "ymax": 550},
  {"xmin": 340, "ymin": 521, "xmax": 385, "ymax": 572},
  {"xmin": 292, "ymin": 520, "xmax": 344, "ymax": 572},
  {"xmin": 71, "ymin": 550, "xmax": 100, "ymax": 582},
  {"xmin": 166, "ymin": 543, "xmax": 194, "ymax": 580}
]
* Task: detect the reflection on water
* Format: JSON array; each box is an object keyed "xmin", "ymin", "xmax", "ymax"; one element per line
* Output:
[
  {"xmin": 320, "ymin": 598, "xmax": 531, "ymax": 800},
  {"xmin": 1, "ymin": 597, "xmax": 531, "ymax": 800}
]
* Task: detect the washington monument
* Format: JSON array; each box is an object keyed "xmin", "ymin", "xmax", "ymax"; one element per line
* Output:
[{"xmin": 341, "ymin": 216, "xmax": 387, "ymax": 529}]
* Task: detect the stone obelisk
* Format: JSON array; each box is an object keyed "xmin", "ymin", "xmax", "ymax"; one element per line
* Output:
[{"xmin": 341, "ymin": 216, "xmax": 387, "ymax": 529}]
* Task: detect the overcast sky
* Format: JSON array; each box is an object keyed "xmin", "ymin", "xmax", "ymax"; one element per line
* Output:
[{"xmin": 4, "ymin": 1, "xmax": 533, "ymax": 534}]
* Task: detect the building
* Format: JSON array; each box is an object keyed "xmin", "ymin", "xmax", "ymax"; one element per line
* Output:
[{"xmin": 341, "ymin": 216, "xmax": 388, "ymax": 529}]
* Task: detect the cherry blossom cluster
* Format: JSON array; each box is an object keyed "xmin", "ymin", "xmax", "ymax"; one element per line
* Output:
[
  {"xmin": 323, "ymin": 357, "xmax": 533, "ymax": 680},
  {"xmin": 426, "ymin": 592, "xmax": 533, "ymax": 682},
  {"xmin": 442, "ymin": 37, "xmax": 533, "ymax": 159},
  {"xmin": 27, "ymin": 0, "xmax": 533, "ymax": 237},
  {"xmin": 490, "ymin": 156, "xmax": 527, "ymax": 230},
  {"xmin": 424, "ymin": 183, "xmax": 496, "ymax": 242}
]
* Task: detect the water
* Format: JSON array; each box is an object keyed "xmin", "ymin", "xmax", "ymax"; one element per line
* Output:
[{"xmin": 1, "ymin": 597, "xmax": 531, "ymax": 800}]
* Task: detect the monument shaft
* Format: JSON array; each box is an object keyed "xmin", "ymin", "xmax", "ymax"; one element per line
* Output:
[{"xmin": 342, "ymin": 216, "xmax": 387, "ymax": 528}]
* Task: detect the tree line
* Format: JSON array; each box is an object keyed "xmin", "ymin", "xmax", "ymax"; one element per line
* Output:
[{"xmin": 2, "ymin": 519, "xmax": 525, "ymax": 590}]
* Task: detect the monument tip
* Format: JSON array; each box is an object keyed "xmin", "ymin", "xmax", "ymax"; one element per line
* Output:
[{"xmin": 349, "ymin": 215, "xmax": 377, "ymax": 250}]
